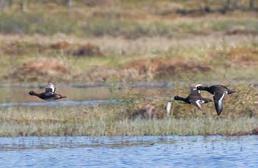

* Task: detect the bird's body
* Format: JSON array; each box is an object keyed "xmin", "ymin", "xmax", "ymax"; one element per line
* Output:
[
  {"xmin": 29, "ymin": 83, "xmax": 66, "ymax": 101},
  {"xmin": 197, "ymin": 85, "xmax": 235, "ymax": 115},
  {"xmin": 174, "ymin": 85, "xmax": 212, "ymax": 109},
  {"xmin": 29, "ymin": 91, "xmax": 66, "ymax": 101}
]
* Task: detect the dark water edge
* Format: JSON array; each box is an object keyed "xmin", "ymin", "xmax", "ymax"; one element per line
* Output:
[{"xmin": 0, "ymin": 136, "xmax": 257, "ymax": 168}]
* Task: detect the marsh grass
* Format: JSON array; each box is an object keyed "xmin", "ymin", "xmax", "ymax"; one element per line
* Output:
[
  {"xmin": 114, "ymin": 117, "xmax": 258, "ymax": 136},
  {"xmin": 0, "ymin": 85, "xmax": 256, "ymax": 137},
  {"xmin": 0, "ymin": 106, "xmax": 256, "ymax": 137}
]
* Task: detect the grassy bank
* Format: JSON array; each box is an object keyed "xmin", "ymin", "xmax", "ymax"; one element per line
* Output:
[
  {"xmin": 0, "ymin": 85, "xmax": 257, "ymax": 137},
  {"xmin": 0, "ymin": 106, "xmax": 257, "ymax": 136}
]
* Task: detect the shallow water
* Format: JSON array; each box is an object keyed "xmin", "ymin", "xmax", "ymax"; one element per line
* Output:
[
  {"xmin": 0, "ymin": 82, "xmax": 173, "ymax": 107},
  {"xmin": 0, "ymin": 99, "xmax": 120, "ymax": 108},
  {"xmin": 0, "ymin": 136, "xmax": 257, "ymax": 167}
]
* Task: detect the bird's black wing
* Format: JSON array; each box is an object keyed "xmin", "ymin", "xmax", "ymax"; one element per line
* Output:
[{"xmin": 213, "ymin": 91, "xmax": 226, "ymax": 115}]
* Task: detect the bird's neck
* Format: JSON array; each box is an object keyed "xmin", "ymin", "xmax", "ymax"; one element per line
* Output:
[
  {"xmin": 197, "ymin": 86, "xmax": 209, "ymax": 91},
  {"xmin": 30, "ymin": 92, "xmax": 41, "ymax": 97},
  {"xmin": 174, "ymin": 96, "xmax": 187, "ymax": 102}
]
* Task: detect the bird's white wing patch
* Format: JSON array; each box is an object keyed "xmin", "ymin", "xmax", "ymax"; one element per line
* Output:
[
  {"xmin": 46, "ymin": 83, "xmax": 56, "ymax": 93},
  {"xmin": 195, "ymin": 100, "xmax": 204, "ymax": 109},
  {"xmin": 218, "ymin": 92, "xmax": 225, "ymax": 110}
]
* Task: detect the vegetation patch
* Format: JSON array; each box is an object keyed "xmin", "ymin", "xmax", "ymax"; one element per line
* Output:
[
  {"xmin": 225, "ymin": 27, "xmax": 258, "ymax": 36},
  {"xmin": 226, "ymin": 47, "xmax": 258, "ymax": 66},
  {"xmin": 0, "ymin": 41, "xmax": 47, "ymax": 55},
  {"xmin": 50, "ymin": 41, "xmax": 104, "ymax": 57},
  {"xmin": 124, "ymin": 58, "xmax": 212, "ymax": 79},
  {"xmin": 50, "ymin": 41, "xmax": 71, "ymax": 50},
  {"xmin": 71, "ymin": 43, "xmax": 104, "ymax": 57},
  {"xmin": 7, "ymin": 58, "xmax": 71, "ymax": 82},
  {"xmin": 125, "ymin": 103, "xmax": 166, "ymax": 120}
]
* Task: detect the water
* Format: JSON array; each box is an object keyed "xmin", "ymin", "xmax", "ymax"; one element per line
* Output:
[
  {"xmin": 0, "ymin": 82, "xmax": 173, "ymax": 107},
  {"xmin": 0, "ymin": 99, "xmax": 120, "ymax": 108},
  {"xmin": 0, "ymin": 136, "xmax": 257, "ymax": 167}
]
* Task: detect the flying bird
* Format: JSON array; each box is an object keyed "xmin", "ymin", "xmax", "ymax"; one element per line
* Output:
[
  {"xmin": 197, "ymin": 85, "xmax": 235, "ymax": 115},
  {"xmin": 29, "ymin": 82, "xmax": 66, "ymax": 101},
  {"xmin": 173, "ymin": 84, "xmax": 212, "ymax": 110}
]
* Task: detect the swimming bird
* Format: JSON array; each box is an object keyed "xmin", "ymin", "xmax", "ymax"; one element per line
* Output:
[
  {"xmin": 173, "ymin": 84, "xmax": 212, "ymax": 110},
  {"xmin": 29, "ymin": 83, "xmax": 66, "ymax": 101},
  {"xmin": 197, "ymin": 85, "xmax": 235, "ymax": 115}
]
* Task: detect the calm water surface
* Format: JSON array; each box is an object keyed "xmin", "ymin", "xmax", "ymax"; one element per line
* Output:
[
  {"xmin": 0, "ymin": 136, "xmax": 257, "ymax": 168},
  {"xmin": 0, "ymin": 82, "xmax": 173, "ymax": 107}
]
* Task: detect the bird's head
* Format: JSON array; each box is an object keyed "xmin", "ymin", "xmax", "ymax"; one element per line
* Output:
[
  {"xmin": 29, "ymin": 91, "xmax": 36, "ymax": 96},
  {"xmin": 190, "ymin": 84, "xmax": 203, "ymax": 93}
]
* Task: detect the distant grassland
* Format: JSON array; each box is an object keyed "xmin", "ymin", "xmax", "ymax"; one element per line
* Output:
[
  {"xmin": 0, "ymin": 0, "xmax": 257, "ymax": 83},
  {"xmin": 1, "ymin": 34, "xmax": 258, "ymax": 83},
  {"xmin": 0, "ymin": 7, "xmax": 257, "ymax": 38},
  {"xmin": 0, "ymin": 0, "xmax": 258, "ymax": 37}
]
